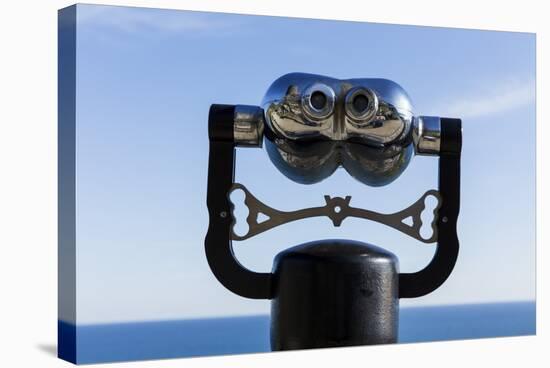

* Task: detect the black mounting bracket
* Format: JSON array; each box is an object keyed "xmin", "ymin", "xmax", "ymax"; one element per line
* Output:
[{"xmin": 205, "ymin": 104, "xmax": 462, "ymax": 299}]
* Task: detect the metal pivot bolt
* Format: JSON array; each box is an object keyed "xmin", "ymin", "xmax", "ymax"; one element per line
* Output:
[
  {"xmin": 413, "ymin": 116, "xmax": 441, "ymax": 155},
  {"xmin": 233, "ymin": 105, "xmax": 265, "ymax": 147}
]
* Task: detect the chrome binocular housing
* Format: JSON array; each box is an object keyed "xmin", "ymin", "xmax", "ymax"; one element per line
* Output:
[{"xmin": 233, "ymin": 73, "xmax": 443, "ymax": 186}]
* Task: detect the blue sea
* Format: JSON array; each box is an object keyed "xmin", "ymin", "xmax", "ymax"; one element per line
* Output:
[{"xmin": 61, "ymin": 302, "xmax": 535, "ymax": 364}]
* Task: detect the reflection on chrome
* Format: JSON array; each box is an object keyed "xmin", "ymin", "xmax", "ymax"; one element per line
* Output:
[
  {"xmin": 413, "ymin": 116, "xmax": 441, "ymax": 155},
  {"xmin": 234, "ymin": 105, "xmax": 265, "ymax": 147},
  {"xmin": 265, "ymin": 139, "xmax": 413, "ymax": 187}
]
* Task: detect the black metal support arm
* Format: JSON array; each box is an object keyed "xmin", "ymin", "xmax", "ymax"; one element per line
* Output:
[
  {"xmin": 399, "ymin": 118, "xmax": 462, "ymax": 298},
  {"xmin": 205, "ymin": 104, "xmax": 273, "ymax": 299}
]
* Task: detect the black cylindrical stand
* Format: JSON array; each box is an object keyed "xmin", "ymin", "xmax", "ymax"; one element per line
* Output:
[{"xmin": 270, "ymin": 239, "xmax": 399, "ymax": 350}]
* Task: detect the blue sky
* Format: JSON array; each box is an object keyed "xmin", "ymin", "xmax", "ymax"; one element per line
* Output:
[{"xmin": 70, "ymin": 4, "xmax": 535, "ymax": 323}]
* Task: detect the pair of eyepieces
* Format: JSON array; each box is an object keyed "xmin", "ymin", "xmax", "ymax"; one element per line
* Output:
[{"xmin": 301, "ymin": 84, "xmax": 378, "ymax": 123}]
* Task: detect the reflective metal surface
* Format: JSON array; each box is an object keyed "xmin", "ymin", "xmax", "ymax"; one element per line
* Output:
[
  {"xmin": 413, "ymin": 116, "xmax": 441, "ymax": 155},
  {"xmin": 261, "ymin": 73, "xmax": 415, "ymax": 186},
  {"xmin": 234, "ymin": 105, "xmax": 265, "ymax": 147}
]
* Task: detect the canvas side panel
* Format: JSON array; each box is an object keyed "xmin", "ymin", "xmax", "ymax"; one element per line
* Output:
[{"xmin": 58, "ymin": 4, "xmax": 77, "ymax": 364}]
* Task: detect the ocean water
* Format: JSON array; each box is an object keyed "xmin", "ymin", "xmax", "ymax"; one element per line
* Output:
[{"xmin": 64, "ymin": 302, "xmax": 535, "ymax": 364}]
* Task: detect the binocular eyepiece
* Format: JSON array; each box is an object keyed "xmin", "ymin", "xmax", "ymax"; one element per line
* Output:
[
  {"xmin": 344, "ymin": 86, "xmax": 379, "ymax": 123},
  {"xmin": 301, "ymin": 83, "xmax": 380, "ymax": 126},
  {"xmin": 301, "ymin": 83, "xmax": 336, "ymax": 121}
]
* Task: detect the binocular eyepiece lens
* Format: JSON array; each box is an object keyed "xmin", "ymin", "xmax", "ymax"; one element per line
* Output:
[
  {"xmin": 352, "ymin": 94, "xmax": 370, "ymax": 114},
  {"xmin": 345, "ymin": 87, "xmax": 378, "ymax": 123},
  {"xmin": 310, "ymin": 91, "xmax": 328, "ymax": 111},
  {"xmin": 301, "ymin": 83, "xmax": 335, "ymax": 120}
]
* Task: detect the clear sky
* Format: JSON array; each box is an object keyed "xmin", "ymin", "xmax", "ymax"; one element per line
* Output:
[{"xmin": 71, "ymin": 4, "xmax": 536, "ymax": 324}]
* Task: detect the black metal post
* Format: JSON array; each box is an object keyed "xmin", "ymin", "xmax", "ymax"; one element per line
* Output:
[{"xmin": 271, "ymin": 239, "xmax": 399, "ymax": 350}]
